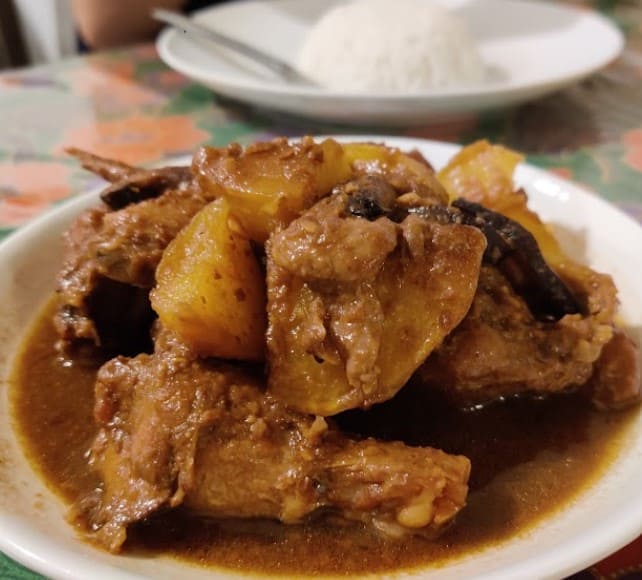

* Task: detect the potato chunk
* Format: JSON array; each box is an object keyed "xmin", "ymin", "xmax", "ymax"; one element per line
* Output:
[
  {"xmin": 192, "ymin": 137, "xmax": 352, "ymax": 243},
  {"xmin": 437, "ymin": 140, "xmax": 523, "ymax": 208},
  {"xmin": 266, "ymin": 193, "xmax": 486, "ymax": 415},
  {"xmin": 151, "ymin": 198, "xmax": 266, "ymax": 361}
]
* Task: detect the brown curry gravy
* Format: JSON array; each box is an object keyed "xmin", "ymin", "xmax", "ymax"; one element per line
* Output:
[{"xmin": 10, "ymin": 298, "xmax": 639, "ymax": 576}]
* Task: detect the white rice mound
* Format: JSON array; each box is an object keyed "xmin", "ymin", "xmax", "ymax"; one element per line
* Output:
[{"xmin": 297, "ymin": 0, "xmax": 485, "ymax": 92}]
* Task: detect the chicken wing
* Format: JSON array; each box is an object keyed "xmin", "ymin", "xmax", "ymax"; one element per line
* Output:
[
  {"xmin": 73, "ymin": 326, "xmax": 469, "ymax": 552},
  {"xmin": 55, "ymin": 154, "xmax": 213, "ymax": 354}
]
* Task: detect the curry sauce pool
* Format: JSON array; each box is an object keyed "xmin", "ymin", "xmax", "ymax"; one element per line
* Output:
[{"xmin": 10, "ymin": 298, "xmax": 639, "ymax": 576}]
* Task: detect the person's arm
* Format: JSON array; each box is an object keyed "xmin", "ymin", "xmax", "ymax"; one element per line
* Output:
[{"xmin": 71, "ymin": 0, "xmax": 187, "ymax": 49}]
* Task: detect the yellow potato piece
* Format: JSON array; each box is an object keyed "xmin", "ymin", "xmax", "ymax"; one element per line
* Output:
[
  {"xmin": 192, "ymin": 137, "xmax": 352, "ymax": 243},
  {"xmin": 437, "ymin": 140, "xmax": 523, "ymax": 209},
  {"xmin": 438, "ymin": 139, "xmax": 567, "ymax": 266},
  {"xmin": 151, "ymin": 198, "xmax": 266, "ymax": 361}
]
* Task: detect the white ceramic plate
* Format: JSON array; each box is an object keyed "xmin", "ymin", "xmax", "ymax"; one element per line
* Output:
[
  {"xmin": 0, "ymin": 137, "xmax": 641, "ymax": 580},
  {"xmin": 156, "ymin": 0, "xmax": 623, "ymax": 125}
]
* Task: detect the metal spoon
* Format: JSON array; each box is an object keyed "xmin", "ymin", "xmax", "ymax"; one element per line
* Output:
[{"xmin": 152, "ymin": 8, "xmax": 315, "ymax": 86}]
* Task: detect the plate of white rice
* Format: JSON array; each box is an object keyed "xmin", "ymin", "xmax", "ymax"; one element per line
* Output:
[{"xmin": 156, "ymin": 0, "xmax": 623, "ymax": 125}]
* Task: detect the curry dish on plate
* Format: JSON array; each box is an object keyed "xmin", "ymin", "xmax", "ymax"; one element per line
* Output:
[{"xmin": 10, "ymin": 137, "xmax": 641, "ymax": 575}]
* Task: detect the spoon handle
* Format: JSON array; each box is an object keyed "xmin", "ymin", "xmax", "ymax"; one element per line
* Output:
[{"xmin": 152, "ymin": 8, "xmax": 313, "ymax": 85}]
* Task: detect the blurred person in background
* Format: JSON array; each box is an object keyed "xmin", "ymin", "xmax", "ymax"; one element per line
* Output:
[{"xmin": 71, "ymin": 0, "xmax": 218, "ymax": 50}]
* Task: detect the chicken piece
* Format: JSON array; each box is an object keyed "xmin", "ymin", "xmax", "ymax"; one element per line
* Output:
[
  {"xmin": 418, "ymin": 264, "xmax": 622, "ymax": 407},
  {"xmin": 72, "ymin": 326, "xmax": 470, "ymax": 552},
  {"xmin": 55, "ymin": 182, "xmax": 214, "ymax": 354},
  {"xmin": 66, "ymin": 148, "xmax": 191, "ymax": 210},
  {"xmin": 266, "ymin": 178, "xmax": 486, "ymax": 415},
  {"xmin": 54, "ymin": 204, "xmax": 155, "ymax": 355}
]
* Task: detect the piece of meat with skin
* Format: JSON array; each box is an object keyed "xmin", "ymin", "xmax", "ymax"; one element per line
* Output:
[
  {"xmin": 418, "ymin": 263, "xmax": 620, "ymax": 406},
  {"xmin": 72, "ymin": 326, "xmax": 470, "ymax": 552},
  {"xmin": 55, "ymin": 183, "xmax": 214, "ymax": 354},
  {"xmin": 66, "ymin": 148, "xmax": 192, "ymax": 210},
  {"xmin": 587, "ymin": 329, "xmax": 641, "ymax": 410},
  {"xmin": 269, "ymin": 193, "xmax": 398, "ymax": 283},
  {"xmin": 189, "ymin": 383, "xmax": 468, "ymax": 536},
  {"xmin": 87, "ymin": 186, "xmax": 212, "ymax": 286},
  {"xmin": 54, "ymin": 205, "xmax": 111, "ymax": 347}
]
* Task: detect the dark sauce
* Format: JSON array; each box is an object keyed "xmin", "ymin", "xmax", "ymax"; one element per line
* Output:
[{"xmin": 10, "ymin": 298, "xmax": 639, "ymax": 576}]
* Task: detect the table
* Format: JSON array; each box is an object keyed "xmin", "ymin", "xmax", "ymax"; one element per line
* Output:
[{"xmin": 0, "ymin": 1, "xmax": 640, "ymax": 578}]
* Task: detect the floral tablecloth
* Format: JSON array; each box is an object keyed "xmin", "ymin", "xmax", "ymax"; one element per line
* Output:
[{"xmin": 0, "ymin": 0, "xmax": 641, "ymax": 578}]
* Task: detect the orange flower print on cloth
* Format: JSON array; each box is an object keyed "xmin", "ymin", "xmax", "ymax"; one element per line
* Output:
[
  {"xmin": 58, "ymin": 114, "xmax": 210, "ymax": 165},
  {"xmin": 622, "ymin": 129, "xmax": 642, "ymax": 173},
  {"xmin": 0, "ymin": 162, "xmax": 73, "ymax": 228},
  {"xmin": 64, "ymin": 61, "xmax": 165, "ymax": 113}
]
